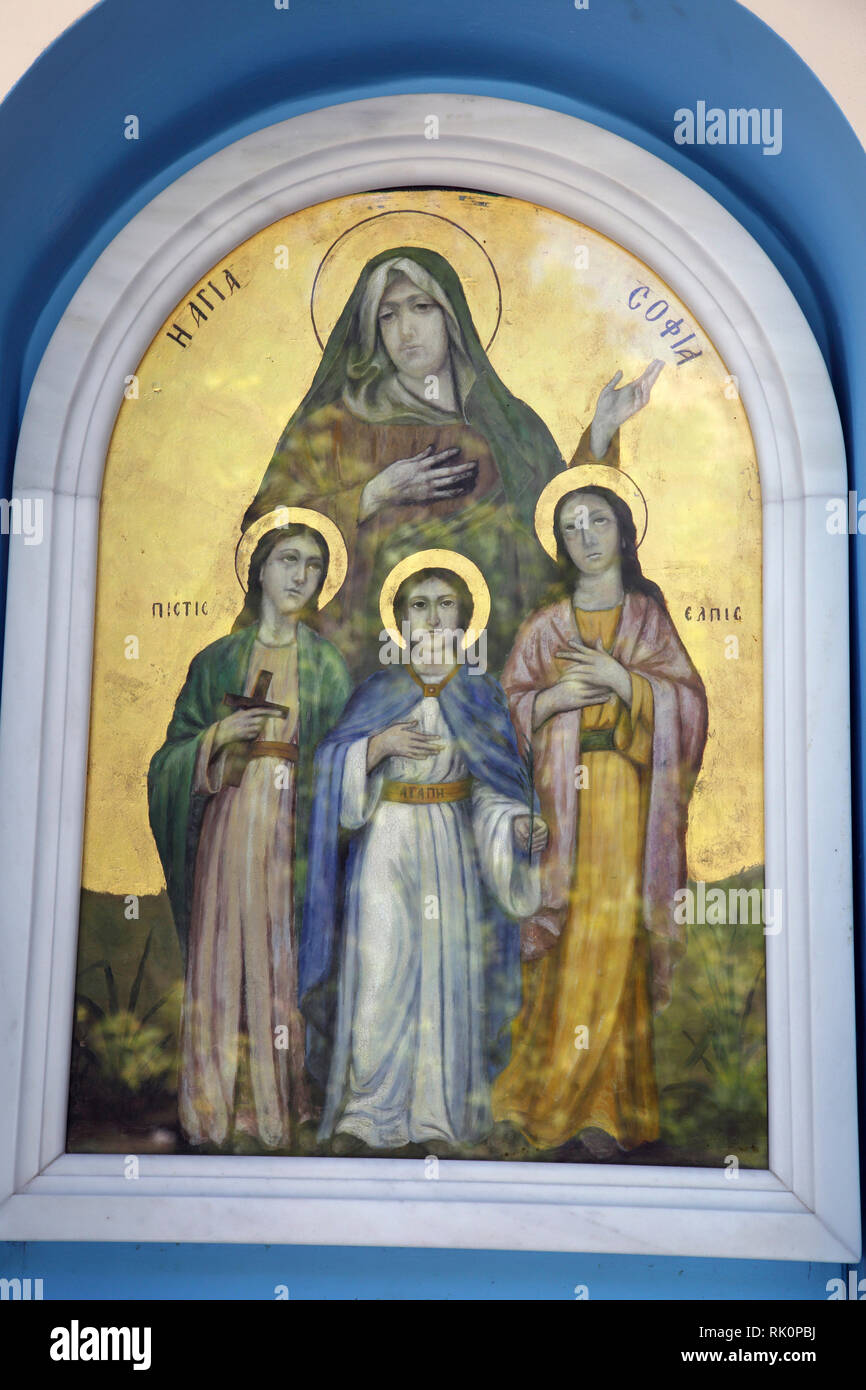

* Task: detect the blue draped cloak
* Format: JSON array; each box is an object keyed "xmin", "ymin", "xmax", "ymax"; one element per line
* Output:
[{"xmin": 299, "ymin": 663, "xmax": 535, "ymax": 1088}]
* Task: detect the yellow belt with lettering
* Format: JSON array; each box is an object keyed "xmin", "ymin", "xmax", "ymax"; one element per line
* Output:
[{"xmin": 381, "ymin": 778, "xmax": 473, "ymax": 805}]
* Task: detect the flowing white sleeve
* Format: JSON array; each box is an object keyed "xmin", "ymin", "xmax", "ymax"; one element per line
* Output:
[
  {"xmin": 192, "ymin": 723, "xmax": 228, "ymax": 794},
  {"xmin": 471, "ymin": 783, "xmax": 541, "ymax": 918},
  {"xmin": 339, "ymin": 736, "xmax": 386, "ymax": 830}
]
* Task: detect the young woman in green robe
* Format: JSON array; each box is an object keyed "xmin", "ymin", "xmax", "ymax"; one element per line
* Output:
[{"xmin": 148, "ymin": 519, "xmax": 352, "ymax": 1151}]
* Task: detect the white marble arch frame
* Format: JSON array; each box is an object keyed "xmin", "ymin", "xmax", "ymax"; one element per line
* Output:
[{"xmin": 0, "ymin": 93, "xmax": 858, "ymax": 1261}]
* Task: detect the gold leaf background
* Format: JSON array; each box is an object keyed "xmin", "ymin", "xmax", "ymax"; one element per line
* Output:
[{"xmin": 81, "ymin": 188, "xmax": 762, "ymax": 893}]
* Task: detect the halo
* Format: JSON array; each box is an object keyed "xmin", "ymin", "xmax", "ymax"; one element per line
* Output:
[
  {"xmin": 310, "ymin": 210, "xmax": 502, "ymax": 352},
  {"xmin": 234, "ymin": 507, "xmax": 348, "ymax": 608},
  {"xmin": 534, "ymin": 465, "xmax": 649, "ymax": 558},
  {"xmin": 379, "ymin": 549, "xmax": 491, "ymax": 651}
]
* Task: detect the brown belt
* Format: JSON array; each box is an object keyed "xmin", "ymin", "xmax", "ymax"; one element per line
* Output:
[
  {"xmin": 381, "ymin": 778, "xmax": 472, "ymax": 804},
  {"xmin": 246, "ymin": 741, "xmax": 298, "ymax": 762}
]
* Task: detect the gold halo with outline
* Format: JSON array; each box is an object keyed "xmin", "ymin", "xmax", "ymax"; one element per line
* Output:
[
  {"xmin": 379, "ymin": 549, "xmax": 491, "ymax": 651},
  {"xmin": 234, "ymin": 507, "xmax": 348, "ymax": 608},
  {"xmin": 534, "ymin": 465, "xmax": 649, "ymax": 559},
  {"xmin": 310, "ymin": 210, "xmax": 502, "ymax": 352}
]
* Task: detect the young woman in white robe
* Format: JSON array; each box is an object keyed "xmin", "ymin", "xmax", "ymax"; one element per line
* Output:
[{"xmin": 306, "ymin": 568, "xmax": 548, "ymax": 1152}]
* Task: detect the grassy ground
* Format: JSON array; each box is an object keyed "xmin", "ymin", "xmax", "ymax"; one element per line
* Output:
[
  {"xmin": 653, "ymin": 866, "xmax": 768, "ymax": 1167},
  {"xmin": 68, "ymin": 872, "xmax": 767, "ymax": 1166}
]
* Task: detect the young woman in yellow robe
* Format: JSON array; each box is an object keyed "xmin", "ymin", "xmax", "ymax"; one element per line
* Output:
[{"xmin": 491, "ymin": 481, "xmax": 707, "ymax": 1158}]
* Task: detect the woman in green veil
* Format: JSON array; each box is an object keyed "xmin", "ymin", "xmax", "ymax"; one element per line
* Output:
[{"xmin": 241, "ymin": 245, "xmax": 661, "ymax": 674}]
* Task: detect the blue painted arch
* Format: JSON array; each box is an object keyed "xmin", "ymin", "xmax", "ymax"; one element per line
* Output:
[{"xmin": 0, "ymin": 0, "xmax": 863, "ymax": 1298}]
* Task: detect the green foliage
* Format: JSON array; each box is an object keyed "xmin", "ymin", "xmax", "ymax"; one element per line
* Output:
[
  {"xmin": 80, "ymin": 1010, "xmax": 177, "ymax": 1097},
  {"xmin": 655, "ymin": 869, "xmax": 768, "ymax": 1165},
  {"xmin": 71, "ymin": 914, "xmax": 182, "ymax": 1120}
]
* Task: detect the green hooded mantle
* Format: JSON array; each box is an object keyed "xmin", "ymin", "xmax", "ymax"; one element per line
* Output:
[
  {"xmin": 238, "ymin": 245, "xmax": 615, "ymax": 674},
  {"xmin": 247, "ymin": 245, "xmax": 566, "ymax": 528},
  {"xmin": 147, "ymin": 622, "xmax": 351, "ymax": 965}
]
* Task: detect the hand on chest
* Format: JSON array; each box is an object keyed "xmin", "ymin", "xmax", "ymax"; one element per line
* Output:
[{"xmin": 390, "ymin": 697, "xmax": 457, "ymax": 779}]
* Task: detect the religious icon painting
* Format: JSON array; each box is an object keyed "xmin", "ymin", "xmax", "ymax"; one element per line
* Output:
[{"xmin": 67, "ymin": 187, "xmax": 767, "ymax": 1170}]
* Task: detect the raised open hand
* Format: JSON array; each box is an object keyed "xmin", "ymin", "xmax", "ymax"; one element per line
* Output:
[{"xmin": 589, "ymin": 358, "xmax": 664, "ymax": 459}]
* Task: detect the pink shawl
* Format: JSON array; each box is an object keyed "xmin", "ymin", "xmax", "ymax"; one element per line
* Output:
[{"xmin": 503, "ymin": 593, "xmax": 708, "ymax": 1007}]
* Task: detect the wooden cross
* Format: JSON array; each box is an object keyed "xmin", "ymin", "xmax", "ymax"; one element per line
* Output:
[
  {"xmin": 223, "ymin": 669, "xmax": 290, "ymax": 718},
  {"xmin": 221, "ymin": 669, "xmax": 291, "ymax": 786}
]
